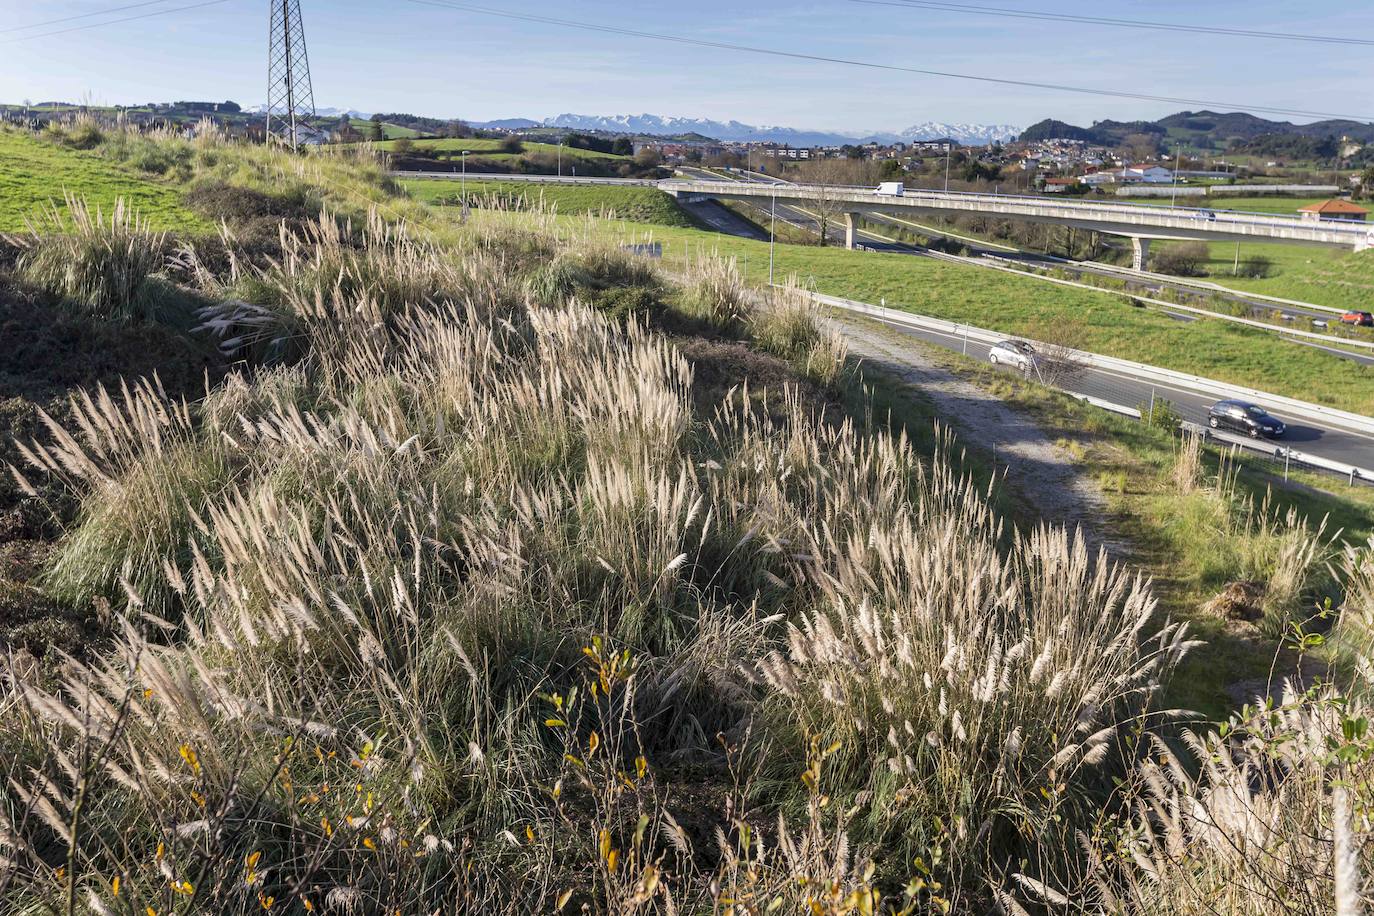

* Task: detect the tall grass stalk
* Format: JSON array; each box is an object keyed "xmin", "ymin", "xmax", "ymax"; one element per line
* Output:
[{"xmin": 12, "ymin": 193, "xmax": 170, "ymax": 322}]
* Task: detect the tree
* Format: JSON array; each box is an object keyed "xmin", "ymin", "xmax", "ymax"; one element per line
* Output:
[
  {"xmin": 445, "ymin": 119, "xmax": 472, "ymax": 139},
  {"xmin": 368, "ymin": 114, "xmax": 385, "ymax": 142},
  {"xmin": 392, "ymin": 137, "xmax": 414, "ymax": 156},
  {"xmin": 1359, "ymin": 167, "xmax": 1374, "ymax": 201},
  {"xmin": 1030, "ymin": 315, "xmax": 1089, "ymax": 387},
  {"xmin": 610, "ymin": 137, "xmax": 634, "ymax": 157},
  {"xmin": 1120, "ymin": 132, "xmax": 1162, "ymax": 163},
  {"xmin": 793, "ymin": 158, "xmax": 876, "ymax": 246},
  {"xmin": 1151, "ymin": 242, "xmax": 1210, "ymax": 277}
]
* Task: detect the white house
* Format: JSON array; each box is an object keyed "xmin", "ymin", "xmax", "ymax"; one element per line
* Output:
[{"xmin": 1121, "ymin": 164, "xmax": 1173, "ymax": 183}]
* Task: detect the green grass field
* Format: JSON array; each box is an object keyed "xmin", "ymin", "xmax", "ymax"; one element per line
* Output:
[
  {"xmin": 481, "ymin": 211, "xmax": 1374, "ymax": 414},
  {"xmin": 0, "ymin": 129, "xmax": 206, "ymax": 233},
  {"xmin": 371, "ymin": 137, "xmax": 630, "ymax": 161},
  {"xmin": 1203, "ymin": 196, "xmax": 1332, "ymax": 215},
  {"xmin": 400, "ymin": 178, "xmax": 697, "ymax": 227},
  {"xmin": 349, "ymin": 119, "xmax": 421, "ymax": 140},
  {"xmin": 1147, "ymin": 237, "xmax": 1374, "ymax": 311}
]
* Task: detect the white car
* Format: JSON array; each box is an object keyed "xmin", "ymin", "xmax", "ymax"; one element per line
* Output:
[{"xmin": 988, "ymin": 339, "xmax": 1037, "ymax": 372}]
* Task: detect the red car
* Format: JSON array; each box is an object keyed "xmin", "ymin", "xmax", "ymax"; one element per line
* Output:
[{"xmin": 1341, "ymin": 310, "xmax": 1374, "ymax": 326}]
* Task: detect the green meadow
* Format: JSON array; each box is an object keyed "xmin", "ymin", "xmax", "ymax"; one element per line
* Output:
[
  {"xmin": 0, "ymin": 128, "xmax": 206, "ymax": 233},
  {"xmin": 401, "ymin": 178, "xmax": 696, "ymax": 227}
]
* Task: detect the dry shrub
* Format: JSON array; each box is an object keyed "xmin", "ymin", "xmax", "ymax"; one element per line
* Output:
[
  {"xmin": 676, "ymin": 251, "xmax": 749, "ymax": 330},
  {"xmin": 198, "ymin": 209, "xmax": 521, "ymax": 363},
  {"xmin": 1173, "ymin": 429, "xmax": 1204, "ymax": 493},
  {"xmin": 758, "ymin": 523, "xmax": 1194, "ymax": 904},
  {"xmin": 1030, "ymin": 315, "xmax": 1090, "ymax": 387},
  {"xmin": 1060, "ymin": 677, "xmax": 1374, "ymax": 916},
  {"xmin": 749, "ymin": 286, "xmax": 850, "ymax": 389},
  {"xmin": 3, "ymin": 258, "xmax": 1193, "ymax": 911},
  {"xmin": 11, "ymin": 193, "xmax": 171, "ymax": 323},
  {"xmin": 1334, "ymin": 535, "xmax": 1374, "ymax": 668}
]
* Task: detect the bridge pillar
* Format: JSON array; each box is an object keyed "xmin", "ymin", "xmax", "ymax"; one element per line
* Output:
[
  {"xmin": 1130, "ymin": 237, "xmax": 1151, "ymax": 271},
  {"xmin": 843, "ymin": 212, "xmax": 861, "ymax": 250}
]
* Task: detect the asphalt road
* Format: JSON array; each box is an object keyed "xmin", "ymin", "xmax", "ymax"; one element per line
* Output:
[{"xmin": 848, "ymin": 310, "xmax": 1374, "ymax": 474}]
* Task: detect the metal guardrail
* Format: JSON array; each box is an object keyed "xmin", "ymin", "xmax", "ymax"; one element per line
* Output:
[
  {"xmin": 797, "ymin": 290, "xmax": 1374, "ymax": 486},
  {"xmin": 960, "ymin": 253, "xmax": 1374, "ymax": 351}
]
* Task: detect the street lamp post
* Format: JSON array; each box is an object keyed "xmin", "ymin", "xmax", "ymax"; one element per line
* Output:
[
  {"xmin": 944, "ymin": 143, "xmax": 951, "ymax": 193},
  {"xmin": 1171, "ymin": 144, "xmax": 1182, "ymax": 207},
  {"xmin": 769, "ymin": 188, "xmax": 777, "ymax": 286},
  {"xmin": 558, "ymin": 140, "xmax": 563, "ymax": 178},
  {"xmin": 461, "ymin": 150, "xmax": 469, "ymax": 223}
]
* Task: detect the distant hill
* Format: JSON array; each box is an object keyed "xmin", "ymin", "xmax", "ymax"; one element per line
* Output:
[
  {"xmin": 1019, "ymin": 119, "xmax": 1097, "ymax": 143},
  {"xmin": 1020, "ymin": 109, "xmax": 1374, "ymax": 152}
]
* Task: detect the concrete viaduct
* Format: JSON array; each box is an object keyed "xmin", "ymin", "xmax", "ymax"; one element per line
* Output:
[{"xmin": 660, "ymin": 179, "xmax": 1374, "ymax": 269}]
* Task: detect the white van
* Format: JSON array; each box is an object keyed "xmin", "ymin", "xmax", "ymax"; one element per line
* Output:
[{"xmin": 875, "ymin": 182, "xmax": 905, "ymax": 197}]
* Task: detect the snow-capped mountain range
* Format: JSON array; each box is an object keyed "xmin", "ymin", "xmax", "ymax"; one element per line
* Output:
[
  {"xmin": 475, "ymin": 113, "xmax": 1021, "ymax": 147},
  {"xmin": 250, "ymin": 105, "xmax": 1018, "ymax": 146}
]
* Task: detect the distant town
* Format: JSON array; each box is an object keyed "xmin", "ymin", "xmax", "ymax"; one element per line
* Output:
[{"xmin": 1, "ymin": 98, "xmax": 1370, "ymax": 202}]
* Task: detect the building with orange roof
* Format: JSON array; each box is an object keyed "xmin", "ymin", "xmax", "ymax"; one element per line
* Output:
[{"xmin": 1298, "ymin": 199, "xmax": 1369, "ymax": 223}]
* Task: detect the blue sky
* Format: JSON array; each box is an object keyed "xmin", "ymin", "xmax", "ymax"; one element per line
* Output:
[{"xmin": 1, "ymin": 0, "xmax": 1369, "ymax": 132}]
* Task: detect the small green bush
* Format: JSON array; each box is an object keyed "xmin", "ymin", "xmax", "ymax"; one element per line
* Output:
[{"xmin": 1140, "ymin": 395, "xmax": 1183, "ymax": 431}]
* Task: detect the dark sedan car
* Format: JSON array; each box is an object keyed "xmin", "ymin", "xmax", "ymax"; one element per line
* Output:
[{"xmin": 1207, "ymin": 400, "xmax": 1287, "ymax": 439}]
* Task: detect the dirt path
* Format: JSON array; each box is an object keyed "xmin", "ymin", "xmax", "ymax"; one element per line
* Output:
[{"xmin": 835, "ymin": 315, "xmax": 1118, "ymax": 550}]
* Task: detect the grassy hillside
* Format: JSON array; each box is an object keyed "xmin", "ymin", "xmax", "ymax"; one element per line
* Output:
[
  {"xmin": 349, "ymin": 118, "xmax": 421, "ymax": 139},
  {"xmin": 401, "ymin": 177, "xmax": 697, "ymax": 227},
  {"xmin": 0, "ymin": 128, "xmax": 206, "ymax": 233},
  {"xmin": 1218, "ymin": 246, "xmax": 1374, "ymax": 309},
  {"xmin": 3, "ymin": 123, "xmax": 1373, "ymax": 914}
]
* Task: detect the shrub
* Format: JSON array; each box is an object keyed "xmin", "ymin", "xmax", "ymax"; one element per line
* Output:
[
  {"xmin": 750, "ymin": 286, "xmax": 850, "ymax": 388},
  {"xmin": 676, "ymin": 253, "xmax": 749, "ymax": 330},
  {"xmin": 1151, "ymin": 241, "xmax": 1210, "ymax": 277},
  {"xmin": 41, "ymin": 113, "xmax": 105, "ymax": 150},
  {"xmin": 1239, "ymin": 254, "xmax": 1274, "ymax": 279},
  {"xmin": 1173, "ymin": 428, "xmax": 1204, "ymax": 493},
  {"xmin": 5, "ymin": 229, "xmax": 1193, "ymax": 909},
  {"xmin": 1141, "ymin": 395, "xmax": 1182, "ymax": 431},
  {"xmin": 13, "ymin": 194, "xmax": 172, "ymax": 323},
  {"xmin": 1068, "ymin": 679, "xmax": 1374, "ymax": 916}
]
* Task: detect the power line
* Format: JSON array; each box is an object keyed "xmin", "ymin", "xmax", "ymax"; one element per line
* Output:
[
  {"xmin": 851, "ymin": 0, "xmax": 1374, "ymax": 47},
  {"xmin": 1, "ymin": 0, "xmax": 190, "ymax": 35},
  {"xmin": 3, "ymin": 0, "xmax": 233, "ymax": 44},
  {"xmin": 402, "ymin": 0, "xmax": 1373, "ymax": 122}
]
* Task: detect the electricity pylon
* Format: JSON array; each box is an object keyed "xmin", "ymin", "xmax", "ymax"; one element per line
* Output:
[{"xmin": 266, "ymin": 0, "xmax": 316, "ymax": 151}]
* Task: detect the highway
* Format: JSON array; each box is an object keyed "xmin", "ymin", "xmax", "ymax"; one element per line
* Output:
[
  {"xmin": 396, "ymin": 167, "xmax": 1370, "ymax": 477},
  {"xmin": 663, "ymin": 177, "xmax": 1374, "ymax": 252},
  {"xmin": 838, "ymin": 306, "xmax": 1374, "ymax": 477},
  {"xmin": 676, "ymin": 168, "xmax": 1373, "ymax": 474},
  {"xmin": 679, "ymin": 168, "xmax": 1374, "ymax": 367}
]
